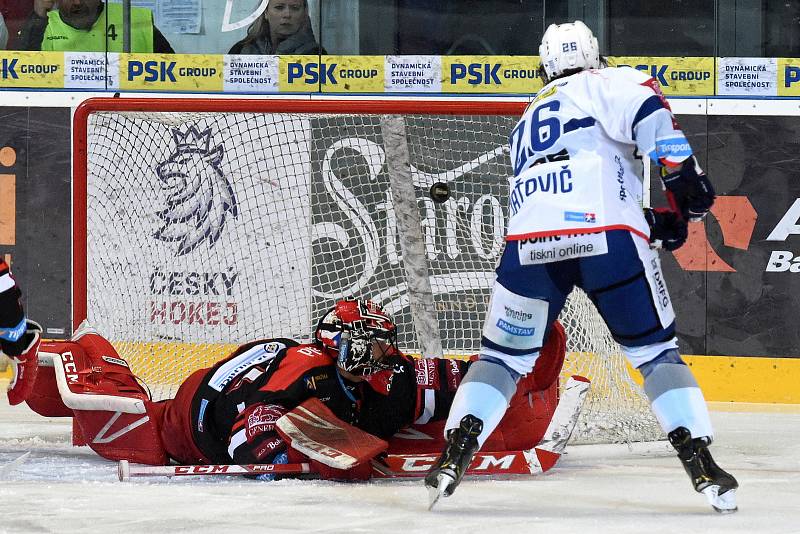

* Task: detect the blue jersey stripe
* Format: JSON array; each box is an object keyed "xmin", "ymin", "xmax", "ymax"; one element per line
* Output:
[
  {"xmin": 631, "ymin": 95, "xmax": 666, "ymax": 138},
  {"xmin": 481, "ymin": 336, "xmax": 540, "ymax": 357},
  {"xmin": 563, "ymin": 116, "xmax": 596, "ymax": 133}
]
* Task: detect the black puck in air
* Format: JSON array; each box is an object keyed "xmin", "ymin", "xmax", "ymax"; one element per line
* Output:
[{"xmin": 429, "ymin": 182, "xmax": 451, "ymax": 203}]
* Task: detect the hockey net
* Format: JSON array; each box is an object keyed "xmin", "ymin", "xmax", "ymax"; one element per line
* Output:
[{"xmin": 73, "ymin": 98, "xmax": 663, "ymax": 444}]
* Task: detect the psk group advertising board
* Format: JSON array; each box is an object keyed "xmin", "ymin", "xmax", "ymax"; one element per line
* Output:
[{"xmin": 3, "ymin": 52, "xmax": 795, "ymax": 96}]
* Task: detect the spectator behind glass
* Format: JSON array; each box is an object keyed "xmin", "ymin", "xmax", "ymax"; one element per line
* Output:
[
  {"xmin": 0, "ymin": 1, "xmax": 33, "ymax": 49},
  {"xmin": 15, "ymin": 0, "xmax": 174, "ymax": 52},
  {"xmin": 229, "ymin": 0, "xmax": 324, "ymax": 55}
]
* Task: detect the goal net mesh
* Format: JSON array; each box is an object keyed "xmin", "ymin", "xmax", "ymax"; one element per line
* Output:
[{"xmin": 78, "ymin": 101, "xmax": 663, "ymax": 444}]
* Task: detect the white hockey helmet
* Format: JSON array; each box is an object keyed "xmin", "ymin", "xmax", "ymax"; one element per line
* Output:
[{"xmin": 538, "ymin": 20, "xmax": 600, "ymax": 82}]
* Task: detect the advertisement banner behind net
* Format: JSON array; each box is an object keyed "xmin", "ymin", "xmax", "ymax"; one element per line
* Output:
[
  {"xmin": 85, "ymin": 111, "xmax": 514, "ymax": 355},
  {"xmin": 308, "ymin": 114, "xmax": 513, "ymax": 353},
  {"xmin": 86, "ymin": 112, "xmax": 314, "ymax": 344}
]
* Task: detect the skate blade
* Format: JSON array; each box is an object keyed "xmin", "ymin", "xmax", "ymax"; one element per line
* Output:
[
  {"xmin": 702, "ymin": 485, "xmax": 738, "ymax": 514},
  {"xmin": 427, "ymin": 473, "xmax": 454, "ymax": 511}
]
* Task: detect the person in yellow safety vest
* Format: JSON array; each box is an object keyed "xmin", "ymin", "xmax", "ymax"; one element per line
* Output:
[{"xmin": 15, "ymin": 0, "xmax": 173, "ymax": 53}]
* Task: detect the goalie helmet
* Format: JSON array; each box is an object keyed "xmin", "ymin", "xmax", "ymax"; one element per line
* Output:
[
  {"xmin": 538, "ymin": 20, "xmax": 600, "ymax": 83},
  {"xmin": 314, "ymin": 299, "xmax": 398, "ymax": 376}
]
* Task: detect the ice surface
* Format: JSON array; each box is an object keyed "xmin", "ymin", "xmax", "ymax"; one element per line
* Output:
[{"xmin": 1, "ymin": 387, "xmax": 799, "ymax": 534}]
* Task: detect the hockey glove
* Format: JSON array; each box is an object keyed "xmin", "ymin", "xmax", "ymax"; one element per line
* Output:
[
  {"xmin": 229, "ymin": 403, "xmax": 288, "ymax": 465},
  {"xmin": 1, "ymin": 319, "xmax": 41, "ymax": 358},
  {"xmin": 660, "ymin": 156, "xmax": 715, "ymax": 222},
  {"xmin": 0, "ymin": 260, "xmax": 26, "ymax": 352},
  {"xmin": 6, "ymin": 320, "xmax": 43, "ymax": 406},
  {"xmin": 644, "ymin": 208, "xmax": 688, "ymax": 251}
]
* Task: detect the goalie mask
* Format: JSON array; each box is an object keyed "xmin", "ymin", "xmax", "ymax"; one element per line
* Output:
[
  {"xmin": 538, "ymin": 20, "xmax": 600, "ymax": 83},
  {"xmin": 314, "ymin": 299, "xmax": 398, "ymax": 376}
]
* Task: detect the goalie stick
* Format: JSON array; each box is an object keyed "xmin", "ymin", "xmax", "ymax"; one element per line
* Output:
[
  {"xmin": 118, "ymin": 460, "xmax": 312, "ymax": 481},
  {"xmin": 117, "ymin": 376, "xmax": 589, "ymax": 482}
]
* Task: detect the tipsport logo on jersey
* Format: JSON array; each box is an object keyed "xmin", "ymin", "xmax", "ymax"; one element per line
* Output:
[{"xmin": 307, "ymin": 115, "xmax": 512, "ymax": 351}]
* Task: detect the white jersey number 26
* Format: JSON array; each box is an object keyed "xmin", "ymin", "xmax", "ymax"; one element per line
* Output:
[{"xmin": 510, "ymin": 100, "xmax": 562, "ymax": 176}]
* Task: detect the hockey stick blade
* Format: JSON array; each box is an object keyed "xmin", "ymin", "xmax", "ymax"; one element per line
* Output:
[
  {"xmin": 117, "ymin": 459, "xmax": 313, "ymax": 481},
  {"xmin": 0, "ymin": 451, "xmax": 31, "ymax": 478}
]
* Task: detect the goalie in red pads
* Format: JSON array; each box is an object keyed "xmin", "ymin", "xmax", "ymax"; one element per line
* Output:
[{"xmin": 2, "ymin": 261, "xmax": 577, "ymax": 479}]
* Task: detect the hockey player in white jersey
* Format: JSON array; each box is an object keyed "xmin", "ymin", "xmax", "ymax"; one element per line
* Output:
[{"xmin": 425, "ymin": 20, "xmax": 738, "ymax": 513}]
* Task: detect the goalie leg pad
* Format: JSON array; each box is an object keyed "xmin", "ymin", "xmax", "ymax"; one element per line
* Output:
[
  {"xmin": 41, "ymin": 330, "xmax": 156, "ymax": 455},
  {"xmin": 160, "ymin": 369, "xmax": 215, "ymax": 465},
  {"xmin": 22, "ymin": 358, "xmax": 73, "ymax": 417},
  {"xmin": 521, "ymin": 320, "xmax": 567, "ymax": 393},
  {"xmin": 640, "ymin": 349, "xmax": 714, "ymax": 440},
  {"xmin": 43, "ymin": 332, "xmax": 149, "ymax": 412},
  {"xmin": 72, "ymin": 400, "xmax": 168, "ymax": 465},
  {"xmin": 489, "ymin": 321, "xmax": 566, "ymax": 450}
]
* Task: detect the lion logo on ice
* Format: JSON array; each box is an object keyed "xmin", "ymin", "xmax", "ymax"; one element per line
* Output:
[{"xmin": 154, "ymin": 126, "xmax": 238, "ymax": 256}]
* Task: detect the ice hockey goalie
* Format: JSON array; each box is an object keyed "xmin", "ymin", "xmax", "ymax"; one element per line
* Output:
[{"xmin": 4, "ymin": 296, "xmax": 579, "ymax": 480}]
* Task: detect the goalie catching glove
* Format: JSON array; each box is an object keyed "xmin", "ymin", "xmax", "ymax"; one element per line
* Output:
[
  {"xmin": 644, "ymin": 208, "xmax": 688, "ymax": 251},
  {"xmin": 228, "ymin": 403, "xmax": 289, "ymax": 465},
  {"xmin": 660, "ymin": 156, "xmax": 715, "ymax": 222}
]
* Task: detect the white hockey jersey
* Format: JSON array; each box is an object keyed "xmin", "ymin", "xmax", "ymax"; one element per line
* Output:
[{"xmin": 506, "ymin": 66, "xmax": 692, "ymax": 242}]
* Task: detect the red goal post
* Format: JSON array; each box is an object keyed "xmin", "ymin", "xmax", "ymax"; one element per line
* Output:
[
  {"xmin": 72, "ymin": 98, "xmax": 529, "ymax": 331},
  {"xmin": 72, "ymin": 96, "xmax": 660, "ymax": 444}
]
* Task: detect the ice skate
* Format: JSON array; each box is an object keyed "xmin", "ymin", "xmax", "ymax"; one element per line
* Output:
[
  {"xmin": 424, "ymin": 414, "xmax": 483, "ymax": 510},
  {"xmin": 668, "ymin": 427, "xmax": 739, "ymax": 513}
]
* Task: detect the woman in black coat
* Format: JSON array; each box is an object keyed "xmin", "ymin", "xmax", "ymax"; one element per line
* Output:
[{"xmin": 229, "ymin": 0, "xmax": 324, "ymax": 55}]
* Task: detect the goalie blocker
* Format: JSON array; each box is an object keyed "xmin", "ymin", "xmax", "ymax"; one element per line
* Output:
[{"xmin": 11, "ymin": 317, "xmax": 571, "ymax": 480}]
